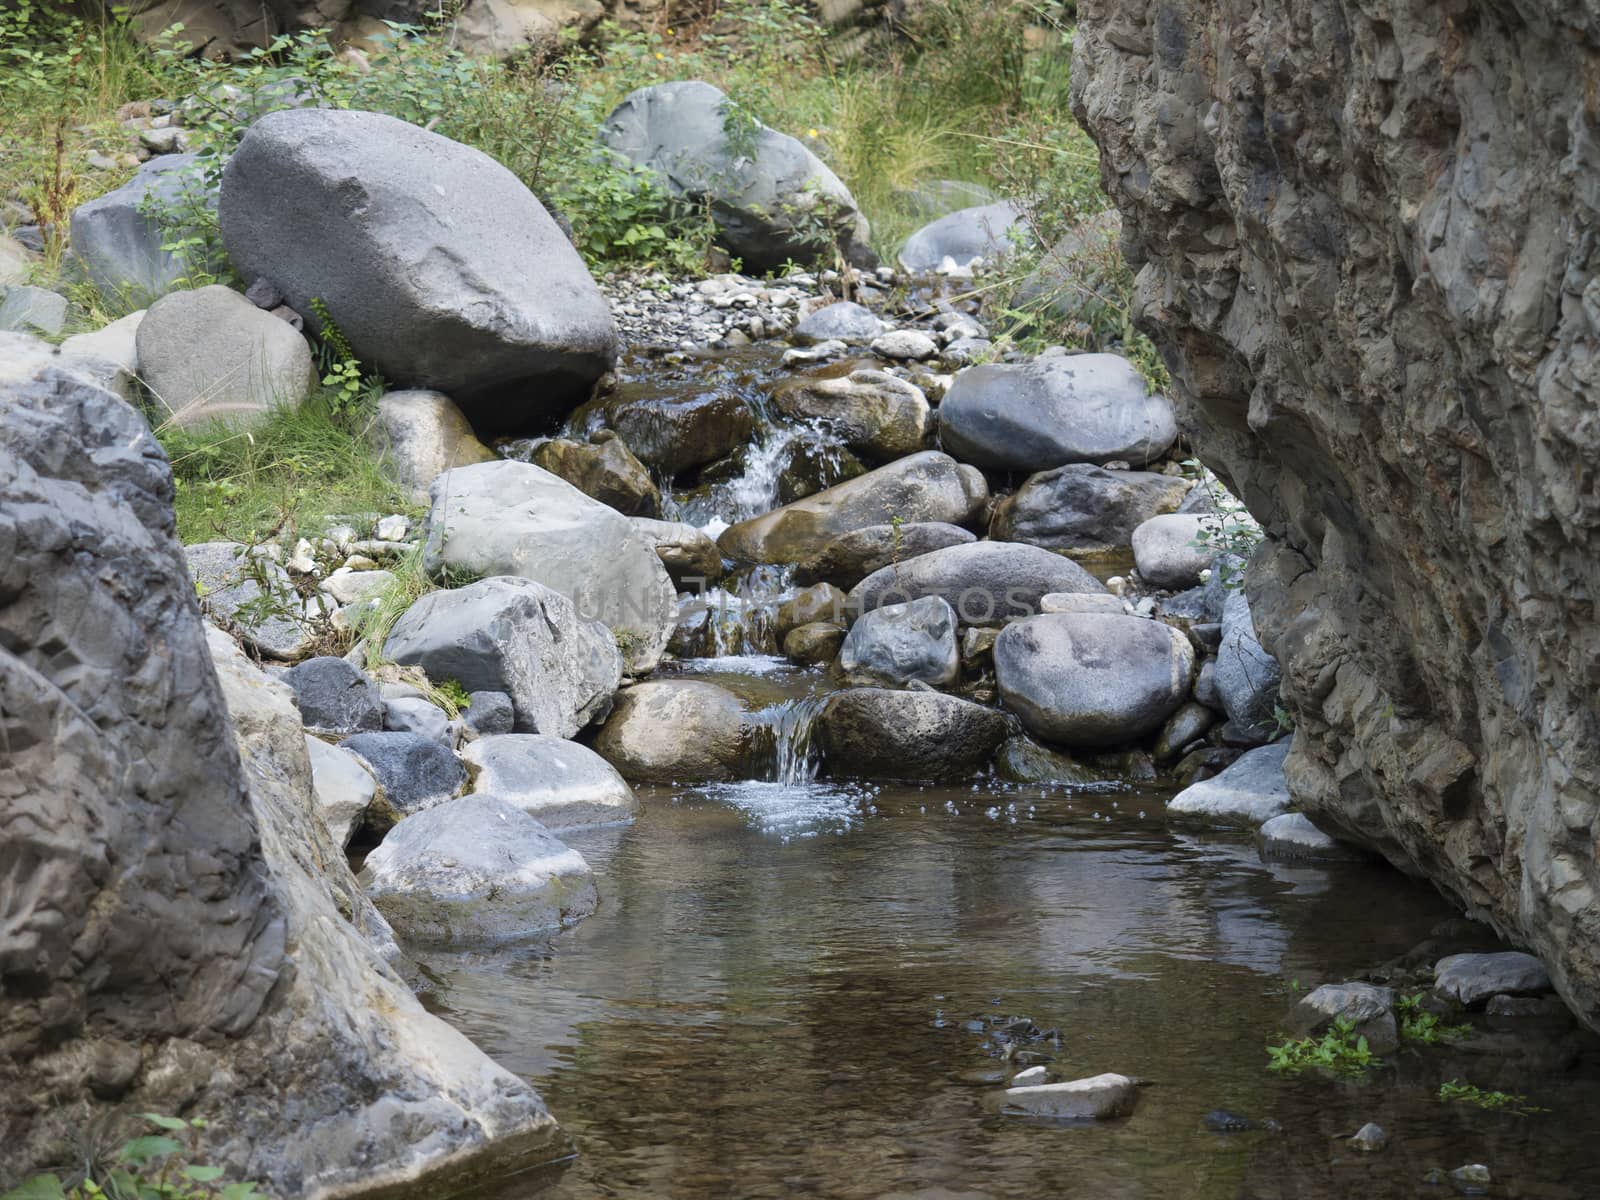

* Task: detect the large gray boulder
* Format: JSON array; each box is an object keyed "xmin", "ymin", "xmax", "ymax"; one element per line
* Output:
[
  {"xmin": 851, "ymin": 541, "xmax": 1107, "ymax": 625},
  {"xmin": 69, "ymin": 153, "xmax": 218, "ymax": 304},
  {"xmin": 590, "ymin": 679, "xmax": 753, "ymax": 783},
  {"xmin": 838, "ymin": 595, "xmax": 959, "ymax": 688},
  {"xmin": 994, "ymin": 612, "xmax": 1195, "ymax": 746},
  {"xmin": 815, "ymin": 687, "xmax": 1008, "ymax": 782},
  {"xmin": 420, "ymin": 460, "xmax": 676, "ymax": 673},
  {"xmin": 600, "ymin": 80, "xmax": 871, "ymax": 272},
  {"xmin": 370, "ymin": 389, "xmax": 497, "ymax": 505},
  {"xmin": 939, "ymin": 353, "xmax": 1178, "ymax": 471},
  {"xmin": 220, "ymin": 109, "xmax": 616, "ymax": 432},
  {"xmin": 340, "ymin": 731, "xmax": 468, "ymax": 829},
  {"xmin": 991, "ymin": 464, "xmax": 1190, "ymax": 555},
  {"xmin": 1216, "ymin": 590, "xmax": 1283, "ymax": 741},
  {"xmin": 1166, "ymin": 741, "xmax": 1291, "ymax": 827},
  {"xmin": 794, "ymin": 520, "xmax": 977, "ymax": 590},
  {"xmin": 1434, "ymin": 952, "xmax": 1554, "ymax": 1008},
  {"xmin": 0, "ymin": 352, "xmax": 564, "ymax": 1193},
  {"xmin": 718, "ymin": 450, "xmax": 987, "ymax": 565},
  {"xmin": 359, "ymin": 795, "xmax": 598, "ymax": 945},
  {"xmin": 898, "ymin": 201, "xmax": 1025, "ymax": 273},
  {"xmin": 137, "ymin": 284, "xmax": 315, "ymax": 428},
  {"xmin": 771, "ymin": 369, "xmax": 932, "ymax": 462},
  {"xmin": 462, "ymin": 734, "xmax": 638, "ymax": 828},
  {"xmin": 384, "ymin": 576, "xmax": 621, "ymax": 738},
  {"xmin": 285, "ymin": 655, "xmax": 383, "ymax": 736}
]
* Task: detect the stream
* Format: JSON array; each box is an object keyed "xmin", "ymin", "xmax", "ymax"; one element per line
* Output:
[{"xmin": 418, "ymin": 345, "xmax": 1600, "ymax": 1198}]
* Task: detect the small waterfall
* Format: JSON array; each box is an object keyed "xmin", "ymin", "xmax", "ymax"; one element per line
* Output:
[
  {"xmin": 661, "ymin": 418, "xmax": 855, "ymax": 531},
  {"xmin": 674, "ymin": 565, "xmax": 793, "ymax": 659},
  {"xmin": 750, "ymin": 696, "xmax": 828, "ymax": 786}
]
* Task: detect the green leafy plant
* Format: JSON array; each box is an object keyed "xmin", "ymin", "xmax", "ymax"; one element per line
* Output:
[
  {"xmin": 1266, "ymin": 1017, "xmax": 1380, "ymax": 1076},
  {"xmin": 1398, "ymin": 994, "xmax": 1470, "ymax": 1045},
  {"xmin": 434, "ymin": 678, "xmax": 472, "ymax": 712},
  {"xmin": 2, "ymin": 1113, "xmax": 267, "ymax": 1200},
  {"xmin": 1438, "ymin": 1080, "xmax": 1545, "ymax": 1114}
]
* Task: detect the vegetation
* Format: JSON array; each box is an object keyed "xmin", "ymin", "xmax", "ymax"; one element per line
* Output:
[
  {"xmin": 1438, "ymin": 1080, "xmax": 1545, "ymax": 1114},
  {"xmin": 1, "ymin": 1114, "xmax": 266, "ymax": 1200},
  {"xmin": 1397, "ymin": 993, "xmax": 1471, "ymax": 1045},
  {"xmin": 1266, "ymin": 1017, "xmax": 1380, "ymax": 1076}
]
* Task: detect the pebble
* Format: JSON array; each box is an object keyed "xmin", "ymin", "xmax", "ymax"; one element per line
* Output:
[
  {"xmin": 870, "ymin": 329, "xmax": 939, "ymax": 360},
  {"xmin": 286, "ymin": 537, "xmax": 317, "ymax": 575}
]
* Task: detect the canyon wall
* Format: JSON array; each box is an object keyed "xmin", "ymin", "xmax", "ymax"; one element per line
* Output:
[{"xmin": 1071, "ymin": 0, "xmax": 1600, "ymax": 1027}]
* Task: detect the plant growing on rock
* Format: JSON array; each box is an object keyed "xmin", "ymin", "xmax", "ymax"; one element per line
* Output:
[
  {"xmin": 1265, "ymin": 1017, "xmax": 1379, "ymax": 1077},
  {"xmin": 1438, "ymin": 1080, "xmax": 1545, "ymax": 1114},
  {"xmin": 1397, "ymin": 992, "xmax": 1470, "ymax": 1045},
  {"xmin": 1, "ymin": 1114, "xmax": 267, "ymax": 1200}
]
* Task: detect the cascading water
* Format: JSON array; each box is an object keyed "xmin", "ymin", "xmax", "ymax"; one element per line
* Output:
[{"xmin": 660, "ymin": 416, "xmax": 855, "ymax": 532}]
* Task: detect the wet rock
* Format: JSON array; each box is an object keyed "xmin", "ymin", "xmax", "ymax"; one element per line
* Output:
[
  {"xmin": 1349, "ymin": 1122, "xmax": 1388, "ymax": 1153},
  {"xmin": 995, "ymin": 736, "xmax": 1107, "ymax": 786},
  {"xmin": 1257, "ymin": 812, "xmax": 1364, "ymax": 863},
  {"xmin": 815, "ymin": 688, "xmax": 1008, "ymax": 782},
  {"xmin": 1202, "ymin": 1109, "xmax": 1278, "ymax": 1132},
  {"xmin": 774, "ymin": 435, "xmax": 867, "ymax": 503},
  {"xmin": 1215, "ymin": 591, "xmax": 1282, "ymax": 743},
  {"xmin": 1449, "ymin": 1164, "xmax": 1491, "ymax": 1193},
  {"xmin": 940, "ymin": 354, "xmax": 1177, "ymax": 471},
  {"xmin": 899, "ymin": 201, "xmax": 1024, "ymax": 273},
  {"xmin": 719, "ymin": 451, "xmax": 987, "ymax": 565},
  {"xmin": 383, "ymin": 695, "xmax": 450, "ymax": 744},
  {"xmin": 286, "ymin": 656, "xmax": 383, "ymax": 736},
  {"xmin": 221, "ymin": 109, "xmax": 615, "ymax": 432},
  {"xmin": 69, "ymin": 153, "xmax": 218, "ymax": 304},
  {"xmin": 771, "ymin": 369, "xmax": 932, "ymax": 461},
  {"xmin": 839, "ymin": 595, "xmax": 959, "ymax": 688},
  {"xmin": 464, "ymin": 690, "xmax": 516, "ymax": 736},
  {"xmin": 305, "ymin": 736, "xmax": 378, "ymax": 847},
  {"xmin": 998, "ymin": 1073, "xmax": 1140, "ymax": 1120},
  {"xmin": 186, "ymin": 541, "xmax": 314, "ymax": 661},
  {"xmin": 1153, "ymin": 701, "xmax": 1216, "ymax": 763},
  {"xmin": 370, "ymin": 389, "xmax": 497, "ymax": 505},
  {"xmin": 137, "ymin": 284, "xmax": 315, "ymax": 428},
  {"xmin": 994, "ymin": 613, "xmax": 1195, "ymax": 747},
  {"xmin": 601, "ymin": 81, "xmax": 871, "ymax": 272},
  {"xmin": 1289, "ymin": 982, "xmax": 1398, "ymax": 1053},
  {"xmin": 630, "ymin": 517, "xmax": 725, "ymax": 590},
  {"xmin": 1485, "ymin": 994, "xmax": 1570, "ymax": 1020},
  {"xmin": 604, "ymin": 387, "xmax": 754, "ymax": 476},
  {"xmin": 463, "ymin": 734, "xmax": 638, "ymax": 828},
  {"xmin": 385, "ymin": 576, "xmax": 621, "ymax": 739},
  {"xmin": 852, "ymin": 542, "xmax": 1106, "ymax": 626},
  {"xmin": 774, "ymin": 582, "xmax": 849, "ymax": 642},
  {"xmin": 1010, "ymin": 1066, "xmax": 1049, "ymax": 1087},
  {"xmin": 1434, "ymin": 953, "xmax": 1553, "ymax": 1008},
  {"xmin": 783, "ymin": 620, "xmax": 847, "ymax": 666},
  {"xmin": 793, "ymin": 300, "xmax": 885, "ymax": 344},
  {"xmin": 1167, "ymin": 741, "xmax": 1291, "ymax": 827},
  {"xmin": 532, "ymin": 434, "xmax": 660, "ymax": 517},
  {"xmin": 1131, "ymin": 514, "xmax": 1218, "ymax": 590},
  {"xmin": 990, "ymin": 463, "xmax": 1189, "ymax": 555},
  {"xmin": 340, "ymin": 731, "xmax": 467, "ymax": 831},
  {"xmin": 359, "ymin": 794, "xmax": 597, "ymax": 945},
  {"xmin": 421, "ymin": 460, "xmax": 675, "ymax": 673},
  {"xmin": 591, "ymin": 679, "xmax": 753, "ymax": 783},
  {"xmin": 794, "ymin": 521, "xmax": 976, "ymax": 590}
]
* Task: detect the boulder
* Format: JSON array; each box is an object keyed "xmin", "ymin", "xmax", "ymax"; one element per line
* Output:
[
  {"xmin": 600, "ymin": 81, "xmax": 871, "ymax": 271},
  {"xmin": 939, "ymin": 354, "xmax": 1177, "ymax": 470},
  {"xmin": 420, "ymin": 460, "xmax": 675, "ymax": 673},
  {"xmin": 602, "ymin": 386, "xmax": 754, "ymax": 476},
  {"xmin": 0, "ymin": 285, "xmax": 67, "ymax": 336},
  {"xmin": 994, "ymin": 612, "xmax": 1194, "ymax": 746},
  {"xmin": 1167, "ymin": 741, "xmax": 1291, "ymax": 827},
  {"xmin": 630, "ymin": 516, "xmax": 725, "ymax": 590},
  {"xmin": 285, "ymin": 656, "xmax": 384, "ymax": 736},
  {"xmin": 990, "ymin": 464, "xmax": 1190, "ymax": 555},
  {"xmin": 815, "ymin": 688, "xmax": 1008, "ymax": 782},
  {"xmin": 371, "ymin": 389, "xmax": 497, "ymax": 505},
  {"xmin": 1289, "ymin": 983, "xmax": 1399, "ymax": 1053},
  {"xmin": 794, "ymin": 520, "xmax": 977, "ymax": 590},
  {"xmin": 590, "ymin": 679, "xmax": 753, "ymax": 783},
  {"xmin": 771, "ymin": 369, "xmax": 932, "ymax": 462},
  {"xmin": 137, "ymin": 284, "xmax": 315, "ymax": 428},
  {"xmin": 359, "ymin": 795, "xmax": 597, "ymax": 945},
  {"xmin": 1216, "ymin": 590, "xmax": 1283, "ymax": 742},
  {"xmin": 999, "ymin": 1073, "xmax": 1141, "ymax": 1120},
  {"xmin": 783, "ymin": 620, "xmax": 847, "ymax": 666},
  {"xmin": 1152, "ymin": 700, "xmax": 1216, "ymax": 763},
  {"xmin": 384, "ymin": 576, "xmax": 621, "ymax": 738},
  {"xmin": 305, "ymin": 735, "xmax": 378, "ymax": 847},
  {"xmin": 465, "ymin": 689, "xmax": 516, "ymax": 736},
  {"xmin": 383, "ymin": 695, "xmax": 451, "ymax": 744},
  {"xmin": 1257, "ymin": 812, "xmax": 1364, "ymax": 863},
  {"xmin": 994, "ymin": 736, "xmax": 1108, "ymax": 787},
  {"xmin": 220, "ymin": 109, "xmax": 616, "ymax": 432},
  {"xmin": 793, "ymin": 300, "xmax": 884, "ymax": 345},
  {"xmin": 719, "ymin": 451, "xmax": 987, "ymax": 565},
  {"xmin": 1435, "ymin": 953, "xmax": 1554, "ymax": 1008},
  {"xmin": 58, "ymin": 309, "xmax": 144, "ymax": 399},
  {"xmin": 899, "ymin": 201, "xmax": 1025, "ymax": 273},
  {"xmin": 0, "ymin": 354, "xmax": 563, "ymax": 1192},
  {"xmin": 463, "ymin": 734, "xmax": 638, "ymax": 827},
  {"xmin": 773, "ymin": 582, "xmax": 849, "ymax": 642},
  {"xmin": 1132, "ymin": 513, "xmax": 1220, "ymax": 589},
  {"xmin": 340, "ymin": 731, "xmax": 468, "ymax": 829},
  {"xmin": 186, "ymin": 541, "xmax": 315, "ymax": 661},
  {"xmin": 838, "ymin": 595, "xmax": 959, "ymax": 688},
  {"xmin": 532, "ymin": 434, "xmax": 660, "ymax": 517},
  {"xmin": 69, "ymin": 153, "xmax": 218, "ymax": 304},
  {"xmin": 852, "ymin": 542, "xmax": 1107, "ymax": 626}
]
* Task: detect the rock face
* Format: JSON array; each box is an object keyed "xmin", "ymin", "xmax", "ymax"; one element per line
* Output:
[
  {"xmin": 219, "ymin": 109, "xmax": 616, "ymax": 432},
  {"xmin": 990, "ymin": 464, "xmax": 1189, "ymax": 556},
  {"xmin": 1071, "ymin": 0, "xmax": 1600, "ymax": 1029},
  {"xmin": 852, "ymin": 542, "xmax": 1107, "ymax": 625},
  {"xmin": 600, "ymin": 80, "xmax": 871, "ymax": 271},
  {"xmin": 0, "ymin": 353, "xmax": 564, "ymax": 1192}
]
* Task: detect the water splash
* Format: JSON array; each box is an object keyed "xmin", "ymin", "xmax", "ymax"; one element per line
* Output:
[
  {"xmin": 751, "ymin": 695, "xmax": 830, "ymax": 787},
  {"xmin": 672, "ymin": 565, "xmax": 794, "ymax": 657},
  {"xmin": 661, "ymin": 418, "xmax": 855, "ymax": 530}
]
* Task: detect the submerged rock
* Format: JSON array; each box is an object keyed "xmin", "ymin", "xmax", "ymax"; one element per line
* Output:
[
  {"xmin": 998, "ymin": 1073, "xmax": 1140, "ymax": 1120},
  {"xmin": 359, "ymin": 795, "xmax": 597, "ymax": 945},
  {"xmin": 463, "ymin": 734, "xmax": 638, "ymax": 828},
  {"xmin": 994, "ymin": 736, "xmax": 1109, "ymax": 787},
  {"xmin": 815, "ymin": 687, "xmax": 1008, "ymax": 781},
  {"xmin": 1349, "ymin": 1122, "xmax": 1388, "ymax": 1153}
]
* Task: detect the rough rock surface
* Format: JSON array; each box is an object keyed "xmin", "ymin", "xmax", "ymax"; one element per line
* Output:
[
  {"xmin": 220, "ymin": 109, "xmax": 616, "ymax": 432},
  {"xmin": 838, "ymin": 595, "xmax": 960, "ymax": 688},
  {"xmin": 771, "ymin": 369, "xmax": 932, "ymax": 462},
  {"xmin": 990, "ymin": 464, "xmax": 1189, "ymax": 556},
  {"xmin": 1071, "ymin": 0, "xmax": 1600, "ymax": 1029},
  {"xmin": 533, "ymin": 433, "xmax": 660, "ymax": 517},
  {"xmin": 0, "ymin": 353, "xmax": 564, "ymax": 1192},
  {"xmin": 340, "ymin": 731, "xmax": 468, "ymax": 828}
]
